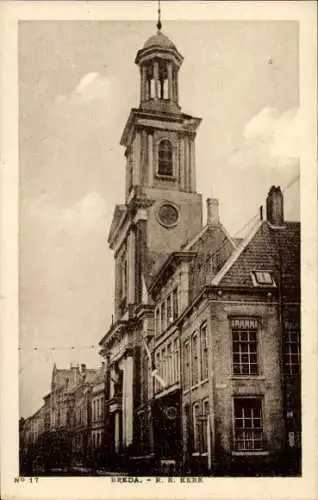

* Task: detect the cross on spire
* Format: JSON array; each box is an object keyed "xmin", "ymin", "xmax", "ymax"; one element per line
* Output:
[{"xmin": 157, "ymin": 0, "xmax": 162, "ymax": 31}]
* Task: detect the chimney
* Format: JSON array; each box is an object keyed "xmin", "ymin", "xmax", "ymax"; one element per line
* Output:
[
  {"xmin": 207, "ymin": 198, "xmax": 219, "ymax": 225},
  {"xmin": 266, "ymin": 186, "xmax": 284, "ymax": 226}
]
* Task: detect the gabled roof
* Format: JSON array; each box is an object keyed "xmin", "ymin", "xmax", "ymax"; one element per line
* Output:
[
  {"xmin": 149, "ymin": 251, "xmax": 196, "ymax": 297},
  {"xmin": 187, "ymin": 223, "xmax": 237, "ymax": 302},
  {"xmin": 212, "ymin": 220, "xmax": 300, "ymax": 292}
]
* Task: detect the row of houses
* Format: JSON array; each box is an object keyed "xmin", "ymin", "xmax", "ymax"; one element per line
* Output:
[{"xmin": 20, "ymin": 363, "xmax": 107, "ymax": 474}]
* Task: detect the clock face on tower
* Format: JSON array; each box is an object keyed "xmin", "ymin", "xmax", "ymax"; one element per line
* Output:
[{"xmin": 156, "ymin": 202, "xmax": 180, "ymax": 228}]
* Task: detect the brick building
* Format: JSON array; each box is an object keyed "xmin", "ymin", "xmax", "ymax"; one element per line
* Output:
[{"xmin": 99, "ymin": 27, "xmax": 301, "ymax": 476}]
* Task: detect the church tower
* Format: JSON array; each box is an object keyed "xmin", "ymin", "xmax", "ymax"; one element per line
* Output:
[
  {"xmin": 108, "ymin": 26, "xmax": 203, "ymax": 320},
  {"xmin": 100, "ymin": 23, "xmax": 203, "ymax": 459}
]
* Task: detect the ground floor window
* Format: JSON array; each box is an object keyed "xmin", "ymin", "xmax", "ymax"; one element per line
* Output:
[
  {"xmin": 202, "ymin": 399, "xmax": 210, "ymax": 453},
  {"xmin": 192, "ymin": 403, "xmax": 200, "ymax": 453},
  {"xmin": 234, "ymin": 398, "xmax": 263, "ymax": 451}
]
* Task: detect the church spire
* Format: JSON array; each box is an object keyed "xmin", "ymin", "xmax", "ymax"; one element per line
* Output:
[
  {"xmin": 157, "ymin": 0, "xmax": 162, "ymax": 31},
  {"xmin": 135, "ymin": 18, "xmax": 183, "ymax": 114}
]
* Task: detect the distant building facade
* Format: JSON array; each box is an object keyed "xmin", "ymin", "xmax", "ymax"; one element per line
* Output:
[{"xmin": 20, "ymin": 363, "xmax": 103, "ymax": 474}]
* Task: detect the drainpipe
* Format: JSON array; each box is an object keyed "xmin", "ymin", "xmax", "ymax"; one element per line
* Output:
[{"xmin": 273, "ymin": 232, "xmax": 287, "ymax": 455}]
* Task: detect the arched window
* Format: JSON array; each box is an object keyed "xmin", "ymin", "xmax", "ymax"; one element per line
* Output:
[{"xmin": 158, "ymin": 140, "xmax": 173, "ymax": 176}]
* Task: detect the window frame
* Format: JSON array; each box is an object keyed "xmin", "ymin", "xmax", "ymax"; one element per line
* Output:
[
  {"xmin": 155, "ymin": 305, "xmax": 161, "ymax": 336},
  {"xmin": 233, "ymin": 397, "xmax": 264, "ymax": 453},
  {"xmin": 172, "ymin": 287, "xmax": 179, "ymax": 321},
  {"xmin": 202, "ymin": 398, "xmax": 210, "ymax": 454},
  {"xmin": 183, "ymin": 340, "xmax": 191, "ymax": 390},
  {"xmin": 174, "ymin": 338, "xmax": 180, "ymax": 384},
  {"xmin": 283, "ymin": 319, "xmax": 300, "ymax": 376},
  {"xmin": 251, "ymin": 270, "xmax": 275, "ymax": 287},
  {"xmin": 191, "ymin": 332, "xmax": 199, "ymax": 386},
  {"xmin": 200, "ymin": 322, "xmax": 209, "ymax": 381},
  {"xmin": 157, "ymin": 139, "xmax": 174, "ymax": 177},
  {"xmin": 231, "ymin": 318, "xmax": 260, "ymax": 377},
  {"xmin": 192, "ymin": 402, "xmax": 201, "ymax": 454},
  {"xmin": 161, "ymin": 301, "xmax": 166, "ymax": 333}
]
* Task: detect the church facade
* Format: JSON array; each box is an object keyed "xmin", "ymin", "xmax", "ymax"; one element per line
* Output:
[{"xmin": 99, "ymin": 28, "xmax": 301, "ymax": 476}]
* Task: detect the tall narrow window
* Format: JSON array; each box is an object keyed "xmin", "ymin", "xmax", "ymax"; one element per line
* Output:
[
  {"xmin": 234, "ymin": 398, "xmax": 263, "ymax": 451},
  {"xmin": 161, "ymin": 301, "xmax": 166, "ymax": 333},
  {"xmin": 192, "ymin": 403, "xmax": 201, "ymax": 453},
  {"xmin": 167, "ymin": 343, "xmax": 172, "ymax": 385},
  {"xmin": 191, "ymin": 333, "xmax": 199, "ymax": 386},
  {"xmin": 155, "ymin": 306, "xmax": 160, "ymax": 335},
  {"xmin": 200, "ymin": 322, "xmax": 209, "ymax": 381},
  {"xmin": 161, "ymin": 347, "xmax": 166, "ymax": 385},
  {"xmin": 174, "ymin": 338, "xmax": 180, "ymax": 383},
  {"xmin": 172, "ymin": 287, "xmax": 179, "ymax": 321},
  {"xmin": 101, "ymin": 396, "xmax": 104, "ymax": 420},
  {"xmin": 158, "ymin": 140, "xmax": 173, "ymax": 176},
  {"xmin": 232, "ymin": 318, "xmax": 259, "ymax": 375},
  {"xmin": 167, "ymin": 294, "xmax": 172, "ymax": 324},
  {"xmin": 284, "ymin": 319, "xmax": 300, "ymax": 375},
  {"xmin": 184, "ymin": 341, "xmax": 191, "ymax": 390},
  {"xmin": 202, "ymin": 399, "xmax": 210, "ymax": 454},
  {"xmin": 155, "ymin": 352, "xmax": 161, "ymax": 393}
]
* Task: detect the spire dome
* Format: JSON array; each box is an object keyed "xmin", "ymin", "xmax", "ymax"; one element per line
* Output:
[{"xmin": 143, "ymin": 30, "xmax": 176, "ymax": 50}]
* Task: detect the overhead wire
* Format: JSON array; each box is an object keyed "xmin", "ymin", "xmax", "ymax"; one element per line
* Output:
[{"xmin": 18, "ymin": 174, "xmax": 300, "ymax": 352}]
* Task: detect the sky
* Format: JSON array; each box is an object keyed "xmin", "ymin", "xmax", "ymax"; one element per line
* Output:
[{"xmin": 19, "ymin": 20, "xmax": 300, "ymax": 418}]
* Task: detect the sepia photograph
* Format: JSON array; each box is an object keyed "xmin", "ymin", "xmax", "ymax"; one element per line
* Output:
[{"xmin": 1, "ymin": 0, "xmax": 317, "ymax": 499}]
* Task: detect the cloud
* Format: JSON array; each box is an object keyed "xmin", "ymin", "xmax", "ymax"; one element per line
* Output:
[
  {"xmin": 27, "ymin": 191, "xmax": 110, "ymax": 235},
  {"xmin": 56, "ymin": 72, "xmax": 112, "ymax": 104},
  {"xmin": 232, "ymin": 107, "xmax": 301, "ymax": 170}
]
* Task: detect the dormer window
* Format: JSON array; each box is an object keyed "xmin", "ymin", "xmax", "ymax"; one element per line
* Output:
[
  {"xmin": 158, "ymin": 139, "xmax": 173, "ymax": 176},
  {"xmin": 251, "ymin": 270, "xmax": 275, "ymax": 286}
]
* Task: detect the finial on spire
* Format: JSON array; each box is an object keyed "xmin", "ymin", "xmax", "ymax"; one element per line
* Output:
[{"xmin": 157, "ymin": 0, "xmax": 162, "ymax": 31}]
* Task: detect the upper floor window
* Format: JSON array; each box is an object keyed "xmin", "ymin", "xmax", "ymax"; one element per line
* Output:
[
  {"xmin": 200, "ymin": 322, "xmax": 209, "ymax": 381},
  {"xmin": 161, "ymin": 301, "xmax": 166, "ymax": 333},
  {"xmin": 155, "ymin": 286, "xmax": 179, "ymax": 336},
  {"xmin": 232, "ymin": 318, "xmax": 259, "ymax": 376},
  {"xmin": 158, "ymin": 140, "xmax": 173, "ymax": 177},
  {"xmin": 191, "ymin": 333, "xmax": 199, "ymax": 386},
  {"xmin": 167, "ymin": 343, "xmax": 172, "ymax": 385},
  {"xmin": 172, "ymin": 287, "xmax": 179, "ymax": 321},
  {"xmin": 174, "ymin": 338, "xmax": 180, "ymax": 383},
  {"xmin": 232, "ymin": 318, "xmax": 258, "ymax": 375},
  {"xmin": 284, "ymin": 319, "xmax": 300, "ymax": 375},
  {"xmin": 184, "ymin": 341, "xmax": 191, "ymax": 390},
  {"xmin": 155, "ymin": 306, "xmax": 160, "ymax": 336}
]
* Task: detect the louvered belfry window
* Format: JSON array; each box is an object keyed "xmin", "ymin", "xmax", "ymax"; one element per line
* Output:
[{"xmin": 158, "ymin": 139, "xmax": 173, "ymax": 176}]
